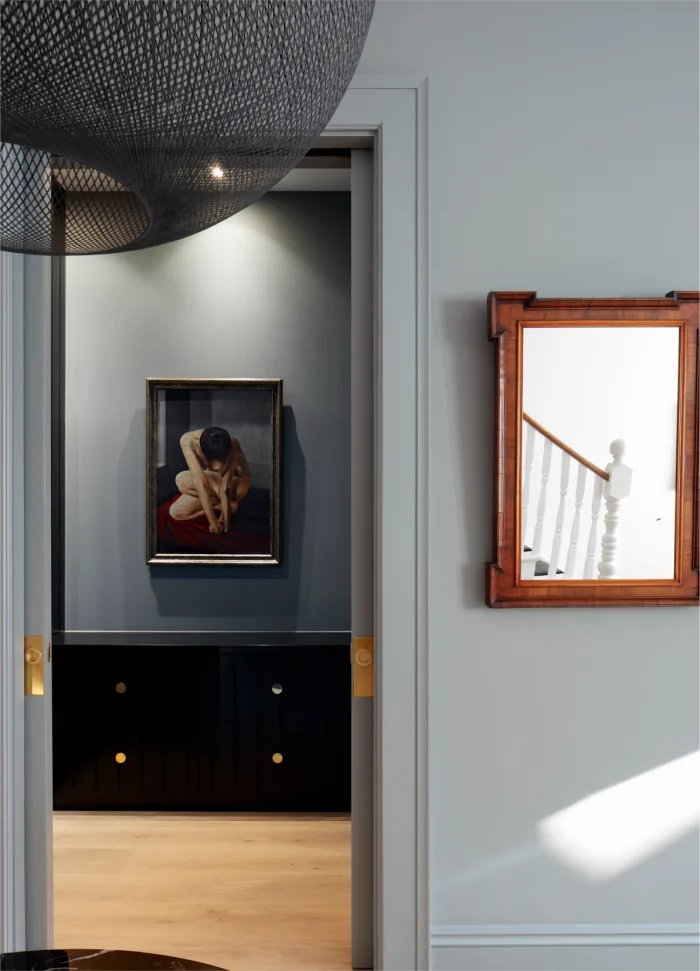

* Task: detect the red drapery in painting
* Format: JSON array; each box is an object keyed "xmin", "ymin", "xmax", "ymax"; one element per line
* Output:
[{"xmin": 157, "ymin": 495, "xmax": 269, "ymax": 555}]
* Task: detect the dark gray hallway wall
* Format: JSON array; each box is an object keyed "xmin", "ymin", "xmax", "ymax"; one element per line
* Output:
[{"xmin": 64, "ymin": 193, "xmax": 350, "ymax": 632}]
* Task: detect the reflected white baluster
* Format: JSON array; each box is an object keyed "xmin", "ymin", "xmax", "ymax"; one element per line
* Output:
[
  {"xmin": 584, "ymin": 476, "xmax": 604, "ymax": 579},
  {"xmin": 532, "ymin": 437, "xmax": 553, "ymax": 557},
  {"xmin": 565, "ymin": 463, "xmax": 588, "ymax": 578},
  {"xmin": 598, "ymin": 439, "xmax": 633, "ymax": 580},
  {"xmin": 521, "ymin": 422, "xmax": 536, "ymax": 547},
  {"xmin": 548, "ymin": 451, "xmax": 570, "ymax": 576}
]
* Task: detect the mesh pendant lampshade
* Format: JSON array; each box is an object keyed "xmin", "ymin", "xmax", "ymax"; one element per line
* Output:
[{"xmin": 0, "ymin": 0, "xmax": 374, "ymax": 255}]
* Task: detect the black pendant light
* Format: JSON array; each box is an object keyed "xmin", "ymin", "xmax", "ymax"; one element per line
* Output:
[{"xmin": 0, "ymin": 0, "xmax": 374, "ymax": 255}]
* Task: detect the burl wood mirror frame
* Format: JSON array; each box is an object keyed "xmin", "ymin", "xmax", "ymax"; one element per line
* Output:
[{"xmin": 486, "ymin": 291, "xmax": 699, "ymax": 608}]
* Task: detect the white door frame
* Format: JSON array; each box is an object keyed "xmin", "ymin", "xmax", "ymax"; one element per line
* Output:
[{"xmin": 0, "ymin": 76, "xmax": 430, "ymax": 970}]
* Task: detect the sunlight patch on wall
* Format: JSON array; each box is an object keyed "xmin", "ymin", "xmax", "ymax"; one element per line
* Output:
[{"xmin": 537, "ymin": 751, "xmax": 700, "ymax": 881}]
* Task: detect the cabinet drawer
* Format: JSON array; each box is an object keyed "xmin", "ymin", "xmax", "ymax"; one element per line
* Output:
[
  {"xmin": 53, "ymin": 647, "xmax": 221, "ymax": 723},
  {"xmin": 53, "ymin": 644, "xmax": 350, "ymax": 811}
]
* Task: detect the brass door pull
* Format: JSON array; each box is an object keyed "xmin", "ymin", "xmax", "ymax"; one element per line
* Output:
[
  {"xmin": 353, "ymin": 636, "xmax": 374, "ymax": 697},
  {"xmin": 24, "ymin": 636, "xmax": 45, "ymax": 696}
]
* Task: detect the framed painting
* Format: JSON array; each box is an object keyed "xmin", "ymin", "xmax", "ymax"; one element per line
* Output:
[{"xmin": 147, "ymin": 378, "xmax": 282, "ymax": 565}]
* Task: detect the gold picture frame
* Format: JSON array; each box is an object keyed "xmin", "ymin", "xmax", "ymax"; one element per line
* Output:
[{"xmin": 147, "ymin": 378, "xmax": 282, "ymax": 566}]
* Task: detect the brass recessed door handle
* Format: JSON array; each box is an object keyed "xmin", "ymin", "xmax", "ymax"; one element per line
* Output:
[
  {"xmin": 353, "ymin": 636, "xmax": 374, "ymax": 697},
  {"xmin": 24, "ymin": 636, "xmax": 45, "ymax": 696}
]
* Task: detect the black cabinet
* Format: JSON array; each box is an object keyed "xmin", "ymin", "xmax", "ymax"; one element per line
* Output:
[{"xmin": 53, "ymin": 645, "xmax": 351, "ymax": 811}]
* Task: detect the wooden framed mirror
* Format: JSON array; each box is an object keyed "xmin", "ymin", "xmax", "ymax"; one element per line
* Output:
[{"xmin": 486, "ymin": 291, "xmax": 699, "ymax": 608}]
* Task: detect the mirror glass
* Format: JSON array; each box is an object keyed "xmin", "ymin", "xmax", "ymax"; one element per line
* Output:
[{"xmin": 521, "ymin": 326, "xmax": 679, "ymax": 580}]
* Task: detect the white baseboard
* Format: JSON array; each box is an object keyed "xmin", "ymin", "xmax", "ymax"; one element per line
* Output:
[{"xmin": 431, "ymin": 924, "xmax": 700, "ymax": 948}]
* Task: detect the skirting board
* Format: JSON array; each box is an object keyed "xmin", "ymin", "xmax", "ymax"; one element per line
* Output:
[
  {"xmin": 431, "ymin": 924, "xmax": 700, "ymax": 948},
  {"xmin": 431, "ymin": 945, "xmax": 699, "ymax": 971}
]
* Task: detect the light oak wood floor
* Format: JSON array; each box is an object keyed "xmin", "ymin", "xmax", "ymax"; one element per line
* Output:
[{"xmin": 54, "ymin": 812, "xmax": 350, "ymax": 971}]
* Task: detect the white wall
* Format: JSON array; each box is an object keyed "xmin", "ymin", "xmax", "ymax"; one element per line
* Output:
[
  {"xmin": 357, "ymin": 2, "xmax": 699, "ymax": 969},
  {"xmin": 523, "ymin": 326, "xmax": 679, "ymax": 579}
]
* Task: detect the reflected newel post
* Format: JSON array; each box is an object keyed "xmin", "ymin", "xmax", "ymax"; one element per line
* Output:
[{"xmin": 597, "ymin": 440, "xmax": 633, "ymax": 580}]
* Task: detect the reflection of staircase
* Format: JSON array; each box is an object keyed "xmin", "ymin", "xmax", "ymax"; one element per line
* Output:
[
  {"xmin": 522, "ymin": 544, "xmax": 564, "ymax": 578},
  {"xmin": 522, "ymin": 413, "xmax": 632, "ymax": 580}
]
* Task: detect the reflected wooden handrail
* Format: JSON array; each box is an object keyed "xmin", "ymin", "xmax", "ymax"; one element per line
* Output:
[{"xmin": 523, "ymin": 412, "xmax": 609, "ymax": 481}]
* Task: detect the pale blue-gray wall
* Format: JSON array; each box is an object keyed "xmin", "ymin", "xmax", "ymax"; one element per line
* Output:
[
  {"xmin": 64, "ymin": 193, "xmax": 350, "ymax": 632},
  {"xmin": 357, "ymin": 1, "xmax": 699, "ymax": 968}
]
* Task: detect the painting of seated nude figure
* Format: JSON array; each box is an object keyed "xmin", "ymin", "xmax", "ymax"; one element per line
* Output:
[{"xmin": 147, "ymin": 378, "xmax": 282, "ymax": 565}]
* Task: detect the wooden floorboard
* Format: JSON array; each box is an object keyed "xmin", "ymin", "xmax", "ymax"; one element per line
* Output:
[{"xmin": 54, "ymin": 812, "xmax": 351, "ymax": 971}]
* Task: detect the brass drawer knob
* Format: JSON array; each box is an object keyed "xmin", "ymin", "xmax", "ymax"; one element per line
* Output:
[
  {"xmin": 271, "ymin": 683, "xmax": 282, "ymax": 695},
  {"xmin": 272, "ymin": 752, "xmax": 283, "ymax": 764},
  {"xmin": 116, "ymin": 682, "xmax": 126, "ymax": 694},
  {"xmin": 115, "ymin": 752, "xmax": 126, "ymax": 764}
]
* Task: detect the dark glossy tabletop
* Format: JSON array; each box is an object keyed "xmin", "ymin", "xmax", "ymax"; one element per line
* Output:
[{"xmin": 0, "ymin": 951, "xmax": 224, "ymax": 971}]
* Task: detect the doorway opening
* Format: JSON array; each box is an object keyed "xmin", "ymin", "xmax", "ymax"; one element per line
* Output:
[
  {"xmin": 1, "ymin": 78, "xmax": 427, "ymax": 971},
  {"xmin": 49, "ymin": 145, "xmax": 374, "ymax": 971}
]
